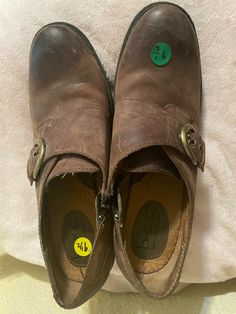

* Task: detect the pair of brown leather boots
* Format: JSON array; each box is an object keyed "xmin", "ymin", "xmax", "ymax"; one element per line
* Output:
[{"xmin": 27, "ymin": 2, "xmax": 205, "ymax": 309}]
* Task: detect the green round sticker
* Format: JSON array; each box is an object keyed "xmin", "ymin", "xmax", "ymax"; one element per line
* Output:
[{"xmin": 151, "ymin": 42, "xmax": 172, "ymax": 66}]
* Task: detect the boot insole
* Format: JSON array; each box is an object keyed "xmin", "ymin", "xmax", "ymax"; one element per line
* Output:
[
  {"xmin": 46, "ymin": 173, "xmax": 97, "ymax": 282},
  {"xmin": 123, "ymin": 172, "xmax": 185, "ymax": 274}
]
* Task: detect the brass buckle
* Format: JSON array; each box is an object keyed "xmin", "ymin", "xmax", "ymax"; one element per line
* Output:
[
  {"xmin": 179, "ymin": 123, "xmax": 205, "ymax": 170},
  {"xmin": 32, "ymin": 138, "xmax": 46, "ymax": 180}
]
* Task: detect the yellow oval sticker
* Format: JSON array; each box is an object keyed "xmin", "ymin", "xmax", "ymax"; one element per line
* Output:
[{"xmin": 74, "ymin": 237, "xmax": 92, "ymax": 257}]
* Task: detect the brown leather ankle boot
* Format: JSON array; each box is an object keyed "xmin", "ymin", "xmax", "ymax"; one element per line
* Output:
[
  {"xmin": 27, "ymin": 22, "xmax": 114, "ymax": 308},
  {"xmin": 109, "ymin": 2, "xmax": 205, "ymax": 298}
]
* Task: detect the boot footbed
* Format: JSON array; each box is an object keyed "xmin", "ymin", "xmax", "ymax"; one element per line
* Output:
[
  {"xmin": 42, "ymin": 173, "xmax": 97, "ymax": 305},
  {"xmin": 122, "ymin": 172, "xmax": 186, "ymax": 274}
]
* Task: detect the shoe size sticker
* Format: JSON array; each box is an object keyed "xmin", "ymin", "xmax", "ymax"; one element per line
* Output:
[
  {"xmin": 74, "ymin": 237, "xmax": 92, "ymax": 257},
  {"xmin": 151, "ymin": 42, "xmax": 172, "ymax": 66}
]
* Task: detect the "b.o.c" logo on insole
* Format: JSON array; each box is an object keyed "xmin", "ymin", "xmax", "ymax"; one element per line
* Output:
[
  {"xmin": 131, "ymin": 201, "xmax": 169, "ymax": 260},
  {"xmin": 63, "ymin": 211, "xmax": 95, "ymax": 267}
]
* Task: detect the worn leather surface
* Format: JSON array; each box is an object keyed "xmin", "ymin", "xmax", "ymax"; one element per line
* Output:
[
  {"xmin": 27, "ymin": 23, "xmax": 114, "ymax": 308},
  {"xmin": 110, "ymin": 2, "xmax": 205, "ymax": 298}
]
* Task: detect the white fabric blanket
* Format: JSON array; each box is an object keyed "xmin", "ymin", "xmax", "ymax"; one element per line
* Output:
[{"xmin": 0, "ymin": 0, "xmax": 235, "ymax": 293}]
